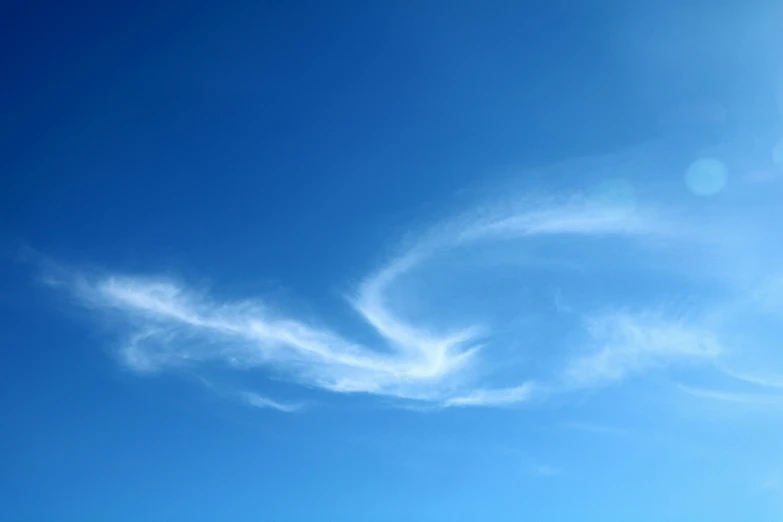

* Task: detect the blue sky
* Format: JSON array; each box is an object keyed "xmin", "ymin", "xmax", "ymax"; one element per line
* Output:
[{"xmin": 2, "ymin": 1, "xmax": 783, "ymax": 521}]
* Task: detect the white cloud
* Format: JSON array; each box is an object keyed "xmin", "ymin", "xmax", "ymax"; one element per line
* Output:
[
  {"xmin": 240, "ymin": 392, "xmax": 303, "ymax": 413},
  {"xmin": 678, "ymin": 385, "xmax": 783, "ymax": 407},
  {"xmin": 563, "ymin": 312, "xmax": 722, "ymax": 388},
  {"xmin": 715, "ymin": 367, "xmax": 783, "ymax": 390},
  {"xmin": 441, "ymin": 383, "xmax": 536, "ymax": 407},
  {"xmin": 48, "ymin": 194, "xmax": 766, "ymax": 411}
]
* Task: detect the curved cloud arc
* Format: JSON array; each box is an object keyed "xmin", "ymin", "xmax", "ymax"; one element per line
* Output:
[{"xmin": 50, "ymin": 196, "xmax": 745, "ymax": 409}]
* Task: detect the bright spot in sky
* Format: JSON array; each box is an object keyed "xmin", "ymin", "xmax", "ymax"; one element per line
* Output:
[{"xmin": 684, "ymin": 157, "xmax": 728, "ymax": 196}]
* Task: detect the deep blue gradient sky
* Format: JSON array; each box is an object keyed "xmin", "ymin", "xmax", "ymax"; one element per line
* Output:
[{"xmin": 3, "ymin": 2, "xmax": 783, "ymax": 521}]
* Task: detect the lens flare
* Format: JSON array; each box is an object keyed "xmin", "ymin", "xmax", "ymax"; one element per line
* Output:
[{"xmin": 684, "ymin": 157, "xmax": 728, "ymax": 196}]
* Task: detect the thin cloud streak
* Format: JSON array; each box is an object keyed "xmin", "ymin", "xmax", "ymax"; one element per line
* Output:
[
  {"xmin": 564, "ymin": 312, "xmax": 722, "ymax": 388},
  {"xmin": 678, "ymin": 385, "xmax": 783, "ymax": 407},
  {"xmin": 718, "ymin": 368, "xmax": 783, "ymax": 390},
  {"xmin": 240, "ymin": 392, "xmax": 304, "ymax": 413},
  {"xmin": 442, "ymin": 383, "xmax": 536, "ymax": 408},
  {"xmin": 45, "ymin": 195, "xmax": 763, "ymax": 410}
]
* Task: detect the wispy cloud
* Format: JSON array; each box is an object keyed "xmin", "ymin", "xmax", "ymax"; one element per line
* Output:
[
  {"xmin": 715, "ymin": 367, "xmax": 783, "ymax": 390},
  {"xmin": 240, "ymin": 392, "xmax": 304, "ymax": 413},
  {"xmin": 40, "ymin": 183, "xmax": 783, "ymax": 412},
  {"xmin": 442, "ymin": 383, "xmax": 536, "ymax": 407},
  {"xmin": 564, "ymin": 312, "xmax": 721, "ymax": 388},
  {"xmin": 43, "ymin": 199, "xmax": 681, "ymax": 409},
  {"xmin": 678, "ymin": 384, "xmax": 783, "ymax": 407}
]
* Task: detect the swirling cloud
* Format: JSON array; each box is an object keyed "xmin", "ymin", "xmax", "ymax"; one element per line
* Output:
[{"xmin": 41, "ymin": 160, "xmax": 783, "ymax": 411}]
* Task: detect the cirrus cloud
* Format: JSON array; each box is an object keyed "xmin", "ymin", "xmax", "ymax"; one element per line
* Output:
[{"xmin": 39, "ymin": 159, "xmax": 783, "ymax": 411}]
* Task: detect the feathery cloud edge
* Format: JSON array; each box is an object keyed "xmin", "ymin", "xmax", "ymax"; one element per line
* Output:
[{"xmin": 42, "ymin": 196, "xmax": 780, "ymax": 410}]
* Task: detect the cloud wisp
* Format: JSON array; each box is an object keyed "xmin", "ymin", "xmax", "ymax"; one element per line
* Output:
[
  {"xmin": 563, "ymin": 311, "xmax": 722, "ymax": 388},
  {"xmin": 43, "ymin": 186, "xmax": 782, "ymax": 411},
  {"xmin": 677, "ymin": 385, "xmax": 783, "ymax": 408},
  {"xmin": 240, "ymin": 392, "xmax": 304, "ymax": 413}
]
